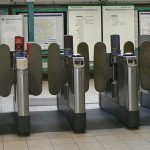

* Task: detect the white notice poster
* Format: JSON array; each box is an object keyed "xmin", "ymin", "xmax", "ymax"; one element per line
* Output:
[
  {"xmin": 0, "ymin": 15, "xmax": 23, "ymax": 51},
  {"xmin": 139, "ymin": 12, "xmax": 150, "ymax": 35},
  {"xmin": 68, "ymin": 6, "xmax": 102, "ymax": 61},
  {"xmin": 103, "ymin": 6, "xmax": 135, "ymax": 54}
]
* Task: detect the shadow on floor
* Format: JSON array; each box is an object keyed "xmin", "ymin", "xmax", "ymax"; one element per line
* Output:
[{"xmin": 0, "ymin": 107, "xmax": 150, "ymax": 134}]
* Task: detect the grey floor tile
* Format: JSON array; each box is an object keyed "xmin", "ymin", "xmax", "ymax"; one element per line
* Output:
[
  {"xmin": 89, "ymin": 129, "xmax": 114, "ymax": 136},
  {"xmin": 72, "ymin": 136, "xmax": 98, "ymax": 144},
  {"xmin": 0, "ymin": 142, "xmax": 3, "ymax": 150},
  {"xmin": 50, "ymin": 137, "xmax": 74, "ymax": 145},
  {"xmin": 0, "ymin": 136, "xmax": 3, "ymax": 142},
  {"xmin": 3, "ymin": 134, "xmax": 26, "ymax": 141},
  {"xmin": 46, "ymin": 132, "xmax": 71, "ymax": 139},
  {"xmin": 123, "ymin": 138, "xmax": 150, "ymax": 147},
  {"xmin": 131, "ymin": 144, "xmax": 150, "ymax": 150},
  {"xmin": 29, "ymin": 146, "xmax": 53, "ymax": 150},
  {"xmin": 77, "ymin": 142, "xmax": 105, "ymax": 150},
  {"xmin": 26, "ymin": 133, "xmax": 48, "ymax": 140},
  {"xmin": 4, "ymin": 141, "xmax": 28, "ymax": 150},
  {"xmin": 53, "ymin": 143, "xmax": 79, "ymax": 150},
  {"xmin": 27, "ymin": 139, "xmax": 51, "ymax": 147}
]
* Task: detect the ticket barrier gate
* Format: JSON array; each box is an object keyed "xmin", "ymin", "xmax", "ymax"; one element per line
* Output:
[
  {"xmin": 100, "ymin": 55, "xmax": 139, "ymax": 128},
  {"xmin": 0, "ymin": 44, "xmax": 31, "ymax": 135},
  {"xmin": 57, "ymin": 55, "xmax": 86, "ymax": 133},
  {"xmin": 14, "ymin": 43, "xmax": 42, "ymax": 135}
]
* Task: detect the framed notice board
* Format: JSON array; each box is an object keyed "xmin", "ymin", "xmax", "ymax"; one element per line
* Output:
[
  {"xmin": 103, "ymin": 5, "xmax": 135, "ymax": 54},
  {"xmin": 68, "ymin": 5, "xmax": 102, "ymax": 61}
]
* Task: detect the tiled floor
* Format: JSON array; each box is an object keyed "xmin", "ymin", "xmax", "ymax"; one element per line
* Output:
[
  {"xmin": 0, "ymin": 80, "xmax": 150, "ymax": 149},
  {"xmin": 1, "ymin": 127, "xmax": 150, "ymax": 150}
]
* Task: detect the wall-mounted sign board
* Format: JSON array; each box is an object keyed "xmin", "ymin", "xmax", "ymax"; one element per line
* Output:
[
  {"xmin": 139, "ymin": 12, "xmax": 150, "ymax": 45},
  {"xmin": 0, "ymin": 15, "xmax": 23, "ymax": 51},
  {"xmin": 68, "ymin": 6, "xmax": 102, "ymax": 61},
  {"xmin": 103, "ymin": 6, "xmax": 135, "ymax": 54},
  {"xmin": 23, "ymin": 13, "xmax": 64, "ymax": 49}
]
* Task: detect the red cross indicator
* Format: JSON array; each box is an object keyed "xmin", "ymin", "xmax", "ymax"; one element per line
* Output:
[{"xmin": 15, "ymin": 36, "xmax": 24, "ymax": 52}]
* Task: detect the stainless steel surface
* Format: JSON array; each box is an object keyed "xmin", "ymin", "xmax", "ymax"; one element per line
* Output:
[
  {"xmin": 117, "ymin": 55, "xmax": 139, "ymax": 111},
  {"xmin": 127, "ymin": 58, "xmax": 139, "ymax": 111},
  {"xmin": 74, "ymin": 67, "xmax": 85, "ymax": 113},
  {"xmin": 64, "ymin": 56, "xmax": 85, "ymax": 113},
  {"xmin": 16, "ymin": 69, "xmax": 29, "ymax": 116},
  {"xmin": 112, "ymin": 55, "xmax": 118, "ymax": 97}
]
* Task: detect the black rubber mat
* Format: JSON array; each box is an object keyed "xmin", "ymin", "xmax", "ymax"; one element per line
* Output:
[
  {"xmin": 86, "ymin": 109, "xmax": 123, "ymax": 129},
  {"xmin": 30, "ymin": 111, "xmax": 71, "ymax": 133},
  {"xmin": 0, "ymin": 107, "xmax": 150, "ymax": 134},
  {"xmin": 140, "ymin": 106, "xmax": 150, "ymax": 126},
  {"xmin": 0, "ymin": 113, "xmax": 16, "ymax": 135}
]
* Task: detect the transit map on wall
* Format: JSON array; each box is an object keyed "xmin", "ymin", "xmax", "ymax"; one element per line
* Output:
[
  {"xmin": 24, "ymin": 13, "xmax": 64, "ymax": 49},
  {"xmin": 68, "ymin": 6, "xmax": 102, "ymax": 61},
  {"xmin": 103, "ymin": 5, "xmax": 135, "ymax": 54},
  {"xmin": 0, "ymin": 15, "xmax": 23, "ymax": 51}
]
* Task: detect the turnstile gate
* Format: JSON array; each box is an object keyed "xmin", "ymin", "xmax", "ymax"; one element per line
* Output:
[
  {"xmin": 117, "ymin": 56, "xmax": 139, "ymax": 112},
  {"xmin": 57, "ymin": 55, "xmax": 86, "ymax": 132},
  {"xmin": 100, "ymin": 55, "xmax": 139, "ymax": 128}
]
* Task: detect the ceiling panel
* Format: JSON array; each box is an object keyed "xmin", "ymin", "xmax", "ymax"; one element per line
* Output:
[
  {"xmin": 0, "ymin": 0, "xmax": 150, "ymax": 4},
  {"xmin": 13, "ymin": 0, "xmax": 98, "ymax": 4}
]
